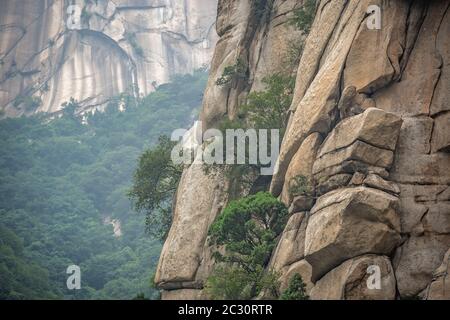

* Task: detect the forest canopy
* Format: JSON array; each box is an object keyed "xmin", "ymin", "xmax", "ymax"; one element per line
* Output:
[{"xmin": 0, "ymin": 70, "xmax": 208, "ymax": 299}]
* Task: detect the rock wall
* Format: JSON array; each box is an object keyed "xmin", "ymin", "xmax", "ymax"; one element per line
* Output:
[
  {"xmin": 0, "ymin": 0, "xmax": 218, "ymax": 117},
  {"xmin": 157, "ymin": 0, "xmax": 450, "ymax": 300}
]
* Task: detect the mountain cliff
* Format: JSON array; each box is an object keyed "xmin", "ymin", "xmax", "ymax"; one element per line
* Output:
[
  {"xmin": 155, "ymin": 0, "xmax": 450, "ymax": 300},
  {"xmin": 0, "ymin": 0, "xmax": 218, "ymax": 117}
]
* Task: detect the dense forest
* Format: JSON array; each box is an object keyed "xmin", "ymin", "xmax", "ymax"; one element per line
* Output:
[{"xmin": 0, "ymin": 70, "xmax": 208, "ymax": 299}]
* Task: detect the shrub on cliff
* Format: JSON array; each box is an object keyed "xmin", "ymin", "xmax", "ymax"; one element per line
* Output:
[
  {"xmin": 279, "ymin": 274, "xmax": 309, "ymax": 300},
  {"xmin": 290, "ymin": 0, "xmax": 317, "ymax": 34},
  {"xmin": 207, "ymin": 192, "xmax": 288, "ymax": 299},
  {"xmin": 128, "ymin": 135, "xmax": 183, "ymax": 241}
]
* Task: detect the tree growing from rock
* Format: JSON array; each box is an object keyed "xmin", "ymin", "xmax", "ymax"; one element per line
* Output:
[{"xmin": 207, "ymin": 192, "xmax": 289, "ymax": 299}]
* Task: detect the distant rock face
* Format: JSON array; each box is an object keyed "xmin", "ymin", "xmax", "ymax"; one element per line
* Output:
[
  {"xmin": 157, "ymin": 0, "xmax": 450, "ymax": 300},
  {"xmin": 0, "ymin": 0, "xmax": 218, "ymax": 116}
]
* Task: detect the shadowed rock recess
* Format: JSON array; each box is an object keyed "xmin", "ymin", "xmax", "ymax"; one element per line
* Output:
[
  {"xmin": 156, "ymin": 0, "xmax": 450, "ymax": 300},
  {"xmin": 0, "ymin": 0, "xmax": 218, "ymax": 117}
]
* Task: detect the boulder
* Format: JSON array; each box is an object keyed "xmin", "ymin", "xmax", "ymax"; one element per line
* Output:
[
  {"xmin": 313, "ymin": 140, "xmax": 394, "ymax": 175},
  {"xmin": 310, "ymin": 255, "xmax": 396, "ymax": 300},
  {"xmin": 317, "ymin": 108, "xmax": 403, "ymax": 158},
  {"xmin": 305, "ymin": 187, "xmax": 401, "ymax": 281}
]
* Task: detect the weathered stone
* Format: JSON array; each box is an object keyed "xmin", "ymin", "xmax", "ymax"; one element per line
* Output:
[
  {"xmin": 270, "ymin": 212, "xmax": 308, "ymax": 271},
  {"xmin": 310, "ymin": 255, "xmax": 396, "ymax": 300},
  {"xmin": 391, "ymin": 153, "xmax": 450, "ymax": 185},
  {"xmin": 279, "ymin": 260, "xmax": 314, "ymax": 294},
  {"xmin": 305, "ymin": 187, "xmax": 401, "ymax": 281},
  {"xmin": 272, "ymin": 0, "xmax": 374, "ymax": 196},
  {"xmin": 363, "ymin": 174, "xmax": 400, "ymax": 195},
  {"xmin": 431, "ymin": 112, "xmax": 450, "ymax": 153},
  {"xmin": 313, "ymin": 161, "xmax": 390, "ymax": 183},
  {"xmin": 316, "ymin": 174, "xmax": 352, "ymax": 196},
  {"xmin": 279, "ymin": 133, "xmax": 323, "ymax": 203},
  {"xmin": 373, "ymin": 1, "xmax": 447, "ymax": 117},
  {"xmin": 422, "ymin": 203, "xmax": 450, "ymax": 234},
  {"xmin": 349, "ymin": 172, "xmax": 366, "ymax": 186},
  {"xmin": 424, "ymin": 249, "xmax": 450, "ymax": 300},
  {"xmin": 397, "ymin": 184, "xmax": 448, "ymax": 233},
  {"xmin": 337, "ymin": 86, "xmax": 376, "ymax": 119},
  {"xmin": 343, "ymin": 1, "xmax": 410, "ymax": 94},
  {"xmin": 155, "ymin": 165, "xmax": 228, "ymax": 286},
  {"xmin": 289, "ymin": 197, "xmax": 314, "ymax": 214},
  {"xmin": 396, "ymin": 117, "xmax": 434, "ymax": 155},
  {"xmin": 313, "ymin": 140, "xmax": 395, "ymax": 175},
  {"xmin": 290, "ymin": 0, "xmax": 349, "ymax": 110},
  {"xmin": 394, "ymin": 234, "xmax": 450, "ymax": 297},
  {"xmin": 317, "ymin": 108, "xmax": 403, "ymax": 159},
  {"xmin": 430, "ymin": 4, "xmax": 450, "ymax": 116},
  {"xmin": 161, "ymin": 289, "xmax": 206, "ymax": 300}
]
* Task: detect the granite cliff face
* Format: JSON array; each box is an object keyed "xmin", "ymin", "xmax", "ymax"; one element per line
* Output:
[
  {"xmin": 0, "ymin": 0, "xmax": 218, "ymax": 116},
  {"xmin": 156, "ymin": 0, "xmax": 450, "ymax": 300}
]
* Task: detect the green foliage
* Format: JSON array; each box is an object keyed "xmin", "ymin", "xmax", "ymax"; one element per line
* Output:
[
  {"xmin": 207, "ymin": 192, "xmax": 288, "ymax": 299},
  {"xmin": 0, "ymin": 69, "xmax": 208, "ymax": 299},
  {"xmin": 0, "ymin": 225, "xmax": 59, "ymax": 299},
  {"xmin": 209, "ymin": 74, "xmax": 295, "ymax": 196},
  {"xmin": 242, "ymin": 74, "xmax": 295, "ymax": 135},
  {"xmin": 289, "ymin": 175, "xmax": 313, "ymax": 197},
  {"xmin": 124, "ymin": 32, "xmax": 144, "ymax": 57},
  {"xmin": 290, "ymin": 0, "xmax": 317, "ymax": 34},
  {"xmin": 279, "ymin": 274, "xmax": 309, "ymax": 300},
  {"xmin": 205, "ymin": 265, "xmax": 254, "ymax": 300},
  {"xmin": 128, "ymin": 135, "xmax": 183, "ymax": 240},
  {"xmin": 216, "ymin": 58, "xmax": 247, "ymax": 86},
  {"xmin": 13, "ymin": 96, "xmax": 42, "ymax": 112},
  {"xmin": 285, "ymin": 41, "xmax": 305, "ymax": 71}
]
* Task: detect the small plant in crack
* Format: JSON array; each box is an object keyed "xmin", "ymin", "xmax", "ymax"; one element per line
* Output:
[{"xmin": 216, "ymin": 58, "xmax": 247, "ymax": 86}]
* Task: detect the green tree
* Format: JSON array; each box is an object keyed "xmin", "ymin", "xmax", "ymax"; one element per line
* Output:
[
  {"xmin": 207, "ymin": 192, "xmax": 288, "ymax": 299},
  {"xmin": 0, "ymin": 69, "xmax": 207, "ymax": 299},
  {"xmin": 290, "ymin": 0, "xmax": 317, "ymax": 34},
  {"xmin": 128, "ymin": 135, "xmax": 183, "ymax": 240},
  {"xmin": 279, "ymin": 274, "xmax": 309, "ymax": 300}
]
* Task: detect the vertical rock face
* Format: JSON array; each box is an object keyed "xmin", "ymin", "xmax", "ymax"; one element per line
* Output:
[
  {"xmin": 0, "ymin": 0, "xmax": 218, "ymax": 116},
  {"xmin": 157, "ymin": 0, "xmax": 450, "ymax": 300},
  {"xmin": 155, "ymin": 0, "xmax": 305, "ymax": 299}
]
